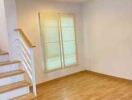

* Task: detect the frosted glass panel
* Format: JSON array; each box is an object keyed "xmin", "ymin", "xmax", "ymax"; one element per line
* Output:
[
  {"xmin": 44, "ymin": 16, "xmax": 59, "ymax": 43},
  {"xmin": 61, "ymin": 16, "xmax": 74, "ymax": 27},
  {"xmin": 63, "ymin": 41, "xmax": 76, "ymax": 55},
  {"xmin": 63, "ymin": 41, "xmax": 77, "ymax": 66},
  {"xmin": 61, "ymin": 15, "xmax": 77, "ymax": 66},
  {"xmin": 45, "ymin": 43, "xmax": 61, "ymax": 70},
  {"xmin": 64, "ymin": 55, "xmax": 76, "ymax": 66},
  {"xmin": 61, "ymin": 27, "xmax": 75, "ymax": 41},
  {"xmin": 44, "ymin": 27, "xmax": 59, "ymax": 43},
  {"xmin": 39, "ymin": 13, "xmax": 62, "ymax": 71}
]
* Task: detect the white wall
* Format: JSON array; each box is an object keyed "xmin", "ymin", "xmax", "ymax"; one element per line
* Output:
[
  {"xmin": 0, "ymin": 0, "xmax": 9, "ymax": 51},
  {"xmin": 4, "ymin": 0, "xmax": 19, "ymax": 60},
  {"xmin": 83, "ymin": 0, "xmax": 132, "ymax": 80},
  {"xmin": 16, "ymin": 0, "xmax": 85, "ymax": 84}
]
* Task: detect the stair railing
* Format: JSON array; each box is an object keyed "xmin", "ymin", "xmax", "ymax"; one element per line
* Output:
[{"xmin": 15, "ymin": 29, "xmax": 37, "ymax": 96}]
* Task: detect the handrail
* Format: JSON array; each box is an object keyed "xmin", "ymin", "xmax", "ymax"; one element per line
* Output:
[
  {"xmin": 15, "ymin": 28, "xmax": 37, "ymax": 96},
  {"xmin": 15, "ymin": 29, "xmax": 36, "ymax": 48}
]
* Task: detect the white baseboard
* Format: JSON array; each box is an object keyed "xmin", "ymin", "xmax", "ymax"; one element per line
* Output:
[{"xmin": 38, "ymin": 65, "xmax": 86, "ymax": 84}]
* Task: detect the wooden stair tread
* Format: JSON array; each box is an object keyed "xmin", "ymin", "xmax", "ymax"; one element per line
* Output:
[
  {"xmin": 0, "ymin": 70, "xmax": 25, "ymax": 78},
  {"xmin": 0, "ymin": 60, "xmax": 20, "ymax": 66},
  {"xmin": 0, "ymin": 51, "xmax": 8, "ymax": 55},
  {"xmin": 0, "ymin": 81, "xmax": 30, "ymax": 93},
  {"xmin": 12, "ymin": 93, "xmax": 34, "ymax": 100}
]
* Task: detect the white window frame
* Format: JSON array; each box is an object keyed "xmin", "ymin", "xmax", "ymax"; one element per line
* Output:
[{"xmin": 39, "ymin": 12, "xmax": 79, "ymax": 72}]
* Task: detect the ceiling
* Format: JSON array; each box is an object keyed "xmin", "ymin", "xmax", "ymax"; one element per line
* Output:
[{"xmin": 47, "ymin": 0, "xmax": 87, "ymax": 3}]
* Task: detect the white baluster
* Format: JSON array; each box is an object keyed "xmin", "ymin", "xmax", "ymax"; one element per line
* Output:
[{"xmin": 30, "ymin": 48, "xmax": 37, "ymax": 96}]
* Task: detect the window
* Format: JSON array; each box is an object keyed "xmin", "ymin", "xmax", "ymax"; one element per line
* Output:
[{"xmin": 39, "ymin": 13, "xmax": 78, "ymax": 72}]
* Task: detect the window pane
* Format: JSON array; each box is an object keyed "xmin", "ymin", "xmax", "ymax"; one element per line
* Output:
[
  {"xmin": 39, "ymin": 13, "xmax": 62, "ymax": 71},
  {"xmin": 63, "ymin": 41, "xmax": 77, "ymax": 66},
  {"xmin": 61, "ymin": 16, "xmax": 74, "ymax": 27},
  {"xmin": 61, "ymin": 27, "xmax": 75, "ymax": 41},
  {"xmin": 44, "ymin": 18, "xmax": 59, "ymax": 42},
  {"xmin": 45, "ymin": 43, "xmax": 62, "ymax": 70},
  {"xmin": 61, "ymin": 15, "xmax": 77, "ymax": 67},
  {"xmin": 44, "ymin": 27, "xmax": 59, "ymax": 43},
  {"xmin": 40, "ymin": 14, "xmax": 59, "ymax": 43},
  {"xmin": 64, "ymin": 55, "xmax": 76, "ymax": 66}
]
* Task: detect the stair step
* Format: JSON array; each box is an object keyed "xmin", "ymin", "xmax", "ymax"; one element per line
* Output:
[
  {"xmin": 0, "ymin": 81, "xmax": 30, "ymax": 94},
  {"xmin": 12, "ymin": 93, "xmax": 34, "ymax": 100},
  {"xmin": 0, "ymin": 61, "xmax": 20, "ymax": 66},
  {"xmin": 0, "ymin": 51, "xmax": 8, "ymax": 55},
  {"xmin": 0, "ymin": 54, "xmax": 9, "ymax": 63},
  {"xmin": 0, "ymin": 70, "xmax": 25, "ymax": 79},
  {"xmin": 0, "ymin": 73, "xmax": 24, "ymax": 87}
]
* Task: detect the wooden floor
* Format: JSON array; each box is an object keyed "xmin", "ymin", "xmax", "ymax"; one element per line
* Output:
[{"xmin": 33, "ymin": 71, "xmax": 132, "ymax": 100}]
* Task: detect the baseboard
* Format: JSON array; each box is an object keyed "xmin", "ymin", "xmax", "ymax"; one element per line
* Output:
[
  {"xmin": 36, "ymin": 69, "xmax": 132, "ymax": 89},
  {"xmin": 37, "ymin": 70, "xmax": 87, "ymax": 87},
  {"xmin": 86, "ymin": 69, "xmax": 132, "ymax": 82}
]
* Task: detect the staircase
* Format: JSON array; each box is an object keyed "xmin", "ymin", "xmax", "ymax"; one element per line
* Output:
[{"xmin": 0, "ymin": 29, "xmax": 37, "ymax": 100}]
